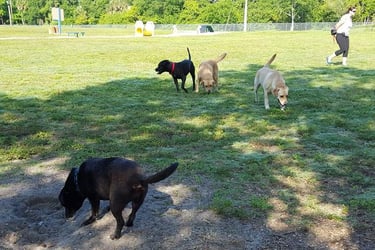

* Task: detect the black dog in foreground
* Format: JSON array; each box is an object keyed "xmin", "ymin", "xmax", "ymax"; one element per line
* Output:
[
  {"xmin": 155, "ymin": 47, "xmax": 196, "ymax": 93},
  {"xmin": 59, "ymin": 157, "xmax": 178, "ymax": 240}
]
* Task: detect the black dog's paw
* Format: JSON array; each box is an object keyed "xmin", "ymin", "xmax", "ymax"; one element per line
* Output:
[
  {"xmin": 125, "ymin": 221, "xmax": 134, "ymax": 227},
  {"xmin": 110, "ymin": 232, "xmax": 121, "ymax": 240}
]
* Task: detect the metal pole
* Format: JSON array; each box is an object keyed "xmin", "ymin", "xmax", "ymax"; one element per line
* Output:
[
  {"xmin": 58, "ymin": 7, "xmax": 62, "ymax": 35},
  {"xmin": 243, "ymin": 0, "xmax": 248, "ymax": 32},
  {"xmin": 6, "ymin": 0, "xmax": 13, "ymax": 26}
]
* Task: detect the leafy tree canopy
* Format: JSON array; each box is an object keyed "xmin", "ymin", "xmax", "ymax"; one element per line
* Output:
[{"xmin": 0, "ymin": 0, "xmax": 373, "ymax": 25}]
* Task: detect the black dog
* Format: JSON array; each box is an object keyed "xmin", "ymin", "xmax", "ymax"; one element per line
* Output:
[
  {"xmin": 155, "ymin": 47, "xmax": 196, "ymax": 93},
  {"xmin": 59, "ymin": 157, "xmax": 178, "ymax": 239}
]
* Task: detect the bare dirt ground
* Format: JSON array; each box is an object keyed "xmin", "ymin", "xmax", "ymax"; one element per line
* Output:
[{"xmin": 0, "ymin": 158, "xmax": 373, "ymax": 250}]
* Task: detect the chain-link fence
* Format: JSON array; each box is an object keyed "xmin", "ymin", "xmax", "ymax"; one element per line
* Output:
[{"xmin": 154, "ymin": 22, "xmax": 374, "ymax": 32}]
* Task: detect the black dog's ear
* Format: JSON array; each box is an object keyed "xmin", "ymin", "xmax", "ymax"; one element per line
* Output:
[{"xmin": 63, "ymin": 167, "xmax": 78, "ymax": 189}]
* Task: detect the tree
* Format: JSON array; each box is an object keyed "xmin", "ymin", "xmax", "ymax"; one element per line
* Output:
[
  {"xmin": 0, "ymin": 0, "xmax": 8, "ymax": 24},
  {"xmin": 247, "ymin": 0, "xmax": 283, "ymax": 23},
  {"xmin": 98, "ymin": 1, "xmax": 137, "ymax": 24},
  {"xmin": 199, "ymin": 0, "xmax": 242, "ymax": 24},
  {"xmin": 78, "ymin": 0, "xmax": 108, "ymax": 24},
  {"xmin": 356, "ymin": 0, "xmax": 375, "ymax": 23},
  {"xmin": 131, "ymin": 0, "xmax": 184, "ymax": 23},
  {"xmin": 178, "ymin": 0, "xmax": 201, "ymax": 24},
  {"xmin": 15, "ymin": 0, "xmax": 28, "ymax": 24},
  {"xmin": 1, "ymin": 0, "xmax": 374, "ymax": 25}
]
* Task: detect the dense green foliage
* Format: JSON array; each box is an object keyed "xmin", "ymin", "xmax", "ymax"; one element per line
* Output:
[{"xmin": 0, "ymin": 0, "xmax": 374, "ymax": 25}]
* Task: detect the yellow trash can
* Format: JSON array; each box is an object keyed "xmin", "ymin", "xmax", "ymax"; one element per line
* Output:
[
  {"xmin": 135, "ymin": 21, "xmax": 144, "ymax": 37},
  {"xmin": 143, "ymin": 21, "xmax": 155, "ymax": 36}
]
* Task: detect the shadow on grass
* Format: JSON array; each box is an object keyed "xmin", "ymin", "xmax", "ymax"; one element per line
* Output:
[{"xmin": 0, "ymin": 65, "xmax": 374, "ymax": 248}]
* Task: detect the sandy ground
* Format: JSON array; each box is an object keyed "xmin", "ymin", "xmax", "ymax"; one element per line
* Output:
[{"xmin": 0, "ymin": 158, "xmax": 373, "ymax": 250}]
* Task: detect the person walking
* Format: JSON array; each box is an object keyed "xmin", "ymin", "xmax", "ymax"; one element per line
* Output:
[{"xmin": 326, "ymin": 7, "xmax": 356, "ymax": 66}]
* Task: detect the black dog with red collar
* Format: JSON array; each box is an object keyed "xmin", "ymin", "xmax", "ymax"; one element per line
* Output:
[{"xmin": 155, "ymin": 47, "xmax": 196, "ymax": 93}]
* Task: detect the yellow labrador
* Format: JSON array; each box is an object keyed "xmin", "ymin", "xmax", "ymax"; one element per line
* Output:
[
  {"xmin": 197, "ymin": 53, "xmax": 227, "ymax": 94},
  {"xmin": 254, "ymin": 54, "xmax": 289, "ymax": 110}
]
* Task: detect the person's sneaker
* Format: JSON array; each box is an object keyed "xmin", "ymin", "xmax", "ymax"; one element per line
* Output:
[{"xmin": 326, "ymin": 57, "xmax": 332, "ymax": 65}]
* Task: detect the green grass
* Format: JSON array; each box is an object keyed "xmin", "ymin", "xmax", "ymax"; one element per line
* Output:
[{"xmin": 1, "ymin": 26, "xmax": 374, "ymax": 234}]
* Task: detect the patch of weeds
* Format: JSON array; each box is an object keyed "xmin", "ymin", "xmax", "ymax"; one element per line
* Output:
[
  {"xmin": 356, "ymin": 120, "xmax": 375, "ymax": 141},
  {"xmin": 212, "ymin": 165, "xmax": 234, "ymax": 180},
  {"xmin": 297, "ymin": 123, "xmax": 317, "ymax": 137},
  {"xmin": 348, "ymin": 190, "xmax": 375, "ymax": 213},
  {"xmin": 348, "ymin": 172, "xmax": 373, "ymax": 188},
  {"xmin": 312, "ymin": 131, "xmax": 356, "ymax": 149},
  {"xmin": 325, "ymin": 213, "xmax": 345, "ymax": 222},
  {"xmin": 279, "ymin": 166, "xmax": 297, "ymax": 177},
  {"xmin": 243, "ymin": 162, "xmax": 273, "ymax": 182},
  {"xmin": 316, "ymin": 163, "xmax": 348, "ymax": 176},
  {"xmin": 211, "ymin": 190, "xmax": 248, "ymax": 219},
  {"xmin": 249, "ymin": 195, "xmax": 273, "ymax": 213},
  {"xmin": 278, "ymin": 189, "xmax": 299, "ymax": 214},
  {"xmin": 349, "ymin": 198, "xmax": 375, "ymax": 213}
]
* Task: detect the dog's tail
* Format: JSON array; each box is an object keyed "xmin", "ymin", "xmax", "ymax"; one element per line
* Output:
[
  {"xmin": 215, "ymin": 53, "xmax": 227, "ymax": 63},
  {"xmin": 187, "ymin": 47, "xmax": 191, "ymax": 61},
  {"xmin": 144, "ymin": 162, "xmax": 178, "ymax": 184},
  {"xmin": 264, "ymin": 54, "xmax": 277, "ymax": 67}
]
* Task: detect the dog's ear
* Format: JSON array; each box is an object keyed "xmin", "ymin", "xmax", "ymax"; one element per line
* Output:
[{"xmin": 273, "ymin": 88, "xmax": 279, "ymax": 96}]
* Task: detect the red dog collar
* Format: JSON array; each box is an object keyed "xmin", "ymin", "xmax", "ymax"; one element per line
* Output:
[{"xmin": 170, "ymin": 63, "xmax": 175, "ymax": 75}]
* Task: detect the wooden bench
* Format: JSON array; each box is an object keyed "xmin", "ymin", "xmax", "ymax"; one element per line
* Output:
[{"xmin": 67, "ymin": 32, "xmax": 85, "ymax": 38}]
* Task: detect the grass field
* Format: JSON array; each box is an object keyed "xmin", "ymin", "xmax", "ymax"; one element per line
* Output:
[{"xmin": 1, "ymin": 25, "xmax": 374, "ymax": 245}]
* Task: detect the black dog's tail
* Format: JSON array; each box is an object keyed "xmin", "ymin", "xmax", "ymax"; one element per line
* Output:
[
  {"xmin": 187, "ymin": 47, "xmax": 191, "ymax": 61},
  {"xmin": 144, "ymin": 162, "xmax": 178, "ymax": 184}
]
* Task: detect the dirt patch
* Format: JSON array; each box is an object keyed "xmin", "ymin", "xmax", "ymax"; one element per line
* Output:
[{"xmin": 0, "ymin": 159, "xmax": 373, "ymax": 249}]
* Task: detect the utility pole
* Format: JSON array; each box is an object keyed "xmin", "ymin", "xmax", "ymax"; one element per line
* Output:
[
  {"xmin": 6, "ymin": 0, "xmax": 13, "ymax": 26},
  {"xmin": 243, "ymin": 0, "xmax": 248, "ymax": 32}
]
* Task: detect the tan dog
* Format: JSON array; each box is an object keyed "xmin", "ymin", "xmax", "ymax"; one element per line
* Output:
[
  {"xmin": 254, "ymin": 54, "xmax": 289, "ymax": 110},
  {"xmin": 197, "ymin": 53, "xmax": 227, "ymax": 94}
]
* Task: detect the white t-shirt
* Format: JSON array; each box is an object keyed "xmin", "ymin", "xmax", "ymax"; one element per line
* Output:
[{"xmin": 336, "ymin": 13, "xmax": 353, "ymax": 36}]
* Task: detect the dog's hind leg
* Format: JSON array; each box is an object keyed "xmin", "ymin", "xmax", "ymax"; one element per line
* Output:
[
  {"xmin": 192, "ymin": 73, "xmax": 198, "ymax": 92},
  {"xmin": 126, "ymin": 192, "xmax": 147, "ymax": 227},
  {"xmin": 180, "ymin": 75, "xmax": 188, "ymax": 93},
  {"xmin": 110, "ymin": 200, "xmax": 128, "ymax": 239},
  {"xmin": 190, "ymin": 67, "xmax": 197, "ymax": 92},
  {"xmin": 254, "ymin": 80, "xmax": 260, "ymax": 103}
]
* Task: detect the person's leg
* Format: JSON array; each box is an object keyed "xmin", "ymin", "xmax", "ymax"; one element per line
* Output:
[
  {"xmin": 327, "ymin": 34, "xmax": 345, "ymax": 64},
  {"xmin": 342, "ymin": 36, "xmax": 349, "ymax": 66}
]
